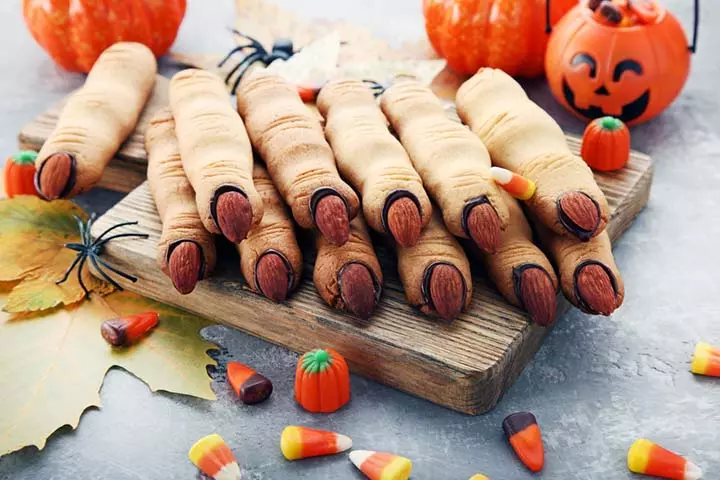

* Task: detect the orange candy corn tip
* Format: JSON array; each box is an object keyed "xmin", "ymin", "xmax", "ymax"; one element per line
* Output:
[
  {"xmin": 100, "ymin": 311, "xmax": 158, "ymax": 346},
  {"xmin": 188, "ymin": 434, "xmax": 241, "ymax": 480},
  {"xmin": 490, "ymin": 167, "xmax": 536, "ymax": 200},
  {"xmin": 280, "ymin": 426, "xmax": 352, "ymax": 460},
  {"xmin": 691, "ymin": 342, "xmax": 720, "ymax": 377},
  {"xmin": 628, "ymin": 438, "xmax": 702, "ymax": 480},
  {"xmin": 503, "ymin": 412, "xmax": 544, "ymax": 472},
  {"xmin": 349, "ymin": 450, "xmax": 412, "ymax": 480}
]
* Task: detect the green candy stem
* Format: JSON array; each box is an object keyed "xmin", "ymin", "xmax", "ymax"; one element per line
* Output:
[
  {"xmin": 599, "ymin": 116, "xmax": 623, "ymax": 131},
  {"xmin": 12, "ymin": 150, "xmax": 38, "ymax": 165},
  {"xmin": 301, "ymin": 348, "xmax": 333, "ymax": 374}
]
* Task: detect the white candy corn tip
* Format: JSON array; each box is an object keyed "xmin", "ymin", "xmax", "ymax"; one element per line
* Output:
[
  {"xmin": 350, "ymin": 450, "xmax": 375, "ymax": 468},
  {"xmin": 336, "ymin": 433, "xmax": 353, "ymax": 453},
  {"xmin": 490, "ymin": 166, "xmax": 513, "ymax": 185},
  {"xmin": 685, "ymin": 461, "xmax": 703, "ymax": 480},
  {"xmin": 215, "ymin": 462, "xmax": 241, "ymax": 480}
]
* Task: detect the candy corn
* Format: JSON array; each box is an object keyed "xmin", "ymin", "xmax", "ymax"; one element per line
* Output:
[
  {"xmin": 227, "ymin": 361, "xmax": 273, "ymax": 405},
  {"xmin": 100, "ymin": 311, "xmax": 158, "ymax": 346},
  {"xmin": 503, "ymin": 412, "xmax": 544, "ymax": 472},
  {"xmin": 349, "ymin": 450, "xmax": 412, "ymax": 480},
  {"xmin": 691, "ymin": 342, "xmax": 720, "ymax": 377},
  {"xmin": 628, "ymin": 438, "xmax": 702, "ymax": 480},
  {"xmin": 188, "ymin": 434, "xmax": 241, "ymax": 480},
  {"xmin": 490, "ymin": 167, "xmax": 536, "ymax": 200},
  {"xmin": 469, "ymin": 475, "xmax": 490, "ymax": 480},
  {"xmin": 280, "ymin": 426, "xmax": 352, "ymax": 460}
]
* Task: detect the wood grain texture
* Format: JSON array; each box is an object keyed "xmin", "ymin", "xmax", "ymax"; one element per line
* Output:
[
  {"xmin": 17, "ymin": 76, "xmax": 169, "ymax": 193},
  {"xmin": 90, "ymin": 142, "xmax": 652, "ymax": 414}
]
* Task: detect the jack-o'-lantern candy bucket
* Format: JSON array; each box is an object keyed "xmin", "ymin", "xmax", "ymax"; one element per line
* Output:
[{"xmin": 545, "ymin": 0, "xmax": 699, "ymax": 126}]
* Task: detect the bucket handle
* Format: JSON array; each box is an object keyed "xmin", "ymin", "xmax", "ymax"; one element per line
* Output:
[{"xmin": 545, "ymin": 0, "xmax": 699, "ymax": 53}]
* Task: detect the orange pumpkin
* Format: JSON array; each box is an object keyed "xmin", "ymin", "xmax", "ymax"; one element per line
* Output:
[
  {"xmin": 23, "ymin": 0, "xmax": 187, "ymax": 73},
  {"xmin": 545, "ymin": 0, "xmax": 698, "ymax": 125},
  {"xmin": 295, "ymin": 348, "xmax": 350, "ymax": 413},
  {"xmin": 423, "ymin": 0, "xmax": 577, "ymax": 77},
  {"xmin": 4, "ymin": 151, "xmax": 39, "ymax": 198},
  {"xmin": 581, "ymin": 116, "xmax": 630, "ymax": 171}
]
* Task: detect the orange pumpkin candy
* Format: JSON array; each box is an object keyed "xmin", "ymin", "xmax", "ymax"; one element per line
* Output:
[
  {"xmin": 22, "ymin": 0, "xmax": 186, "ymax": 73},
  {"xmin": 423, "ymin": 0, "xmax": 577, "ymax": 77},
  {"xmin": 545, "ymin": 0, "xmax": 696, "ymax": 125},
  {"xmin": 581, "ymin": 116, "xmax": 630, "ymax": 171},
  {"xmin": 4, "ymin": 151, "xmax": 39, "ymax": 198},
  {"xmin": 295, "ymin": 348, "xmax": 350, "ymax": 413}
]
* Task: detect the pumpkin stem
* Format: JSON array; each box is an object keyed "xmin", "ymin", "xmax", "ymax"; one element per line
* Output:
[
  {"xmin": 12, "ymin": 150, "xmax": 38, "ymax": 165},
  {"xmin": 302, "ymin": 349, "xmax": 333, "ymax": 373},
  {"xmin": 599, "ymin": 116, "xmax": 623, "ymax": 131}
]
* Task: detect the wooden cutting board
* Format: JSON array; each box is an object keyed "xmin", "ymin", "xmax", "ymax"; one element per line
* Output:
[
  {"xmin": 90, "ymin": 143, "xmax": 652, "ymax": 414},
  {"xmin": 17, "ymin": 76, "xmax": 169, "ymax": 194}
]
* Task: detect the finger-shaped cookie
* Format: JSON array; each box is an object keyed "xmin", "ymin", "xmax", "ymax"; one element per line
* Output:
[
  {"xmin": 35, "ymin": 42, "xmax": 157, "ymax": 200},
  {"xmin": 396, "ymin": 210, "xmax": 472, "ymax": 322},
  {"xmin": 146, "ymin": 108, "xmax": 216, "ymax": 295},
  {"xmin": 455, "ymin": 68, "xmax": 610, "ymax": 241},
  {"xmin": 169, "ymin": 69, "xmax": 263, "ymax": 244},
  {"xmin": 313, "ymin": 215, "xmax": 383, "ymax": 319},
  {"xmin": 477, "ymin": 190, "xmax": 558, "ymax": 326},
  {"xmin": 236, "ymin": 72, "xmax": 360, "ymax": 246},
  {"xmin": 538, "ymin": 226, "xmax": 624, "ymax": 315},
  {"xmin": 316, "ymin": 79, "xmax": 432, "ymax": 247},
  {"xmin": 380, "ymin": 79, "xmax": 509, "ymax": 254},
  {"xmin": 238, "ymin": 163, "xmax": 303, "ymax": 302}
]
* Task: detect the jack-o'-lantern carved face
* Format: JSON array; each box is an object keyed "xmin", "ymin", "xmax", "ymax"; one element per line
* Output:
[
  {"xmin": 545, "ymin": 2, "xmax": 693, "ymax": 126},
  {"xmin": 562, "ymin": 53, "xmax": 649, "ymax": 124}
]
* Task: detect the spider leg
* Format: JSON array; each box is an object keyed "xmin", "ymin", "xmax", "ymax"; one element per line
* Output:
[
  {"xmin": 76, "ymin": 255, "xmax": 90, "ymax": 297},
  {"xmin": 73, "ymin": 215, "xmax": 87, "ymax": 244},
  {"xmin": 218, "ymin": 43, "xmax": 257, "ymax": 68},
  {"xmin": 362, "ymin": 79, "xmax": 386, "ymax": 97},
  {"xmin": 91, "ymin": 221, "xmax": 140, "ymax": 245},
  {"xmin": 64, "ymin": 243, "xmax": 86, "ymax": 252},
  {"xmin": 95, "ymin": 232, "xmax": 149, "ymax": 250},
  {"xmin": 85, "ymin": 213, "xmax": 97, "ymax": 243},
  {"xmin": 225, "ymin": 51, "xmax": 265, "ymax": 90},
  {"xmin": 56, "ymin": 252, "xmax": 83, "ymax": 285},
  {"xmin": 89, "ymin": 254, "xmax": 124, "ymax": 291},
  {"xmin": 230, "ymin": 52, "xmax": 270, "ymax": 94},
  {"xmin": 229, "ymin": 29, "xmax": 266, "ymax": 51},
  {"xmin": 94, "ymin": 256, "xmax": 138, "ymax": 283},
  {"xmin": 218, "ymin": 29, "xmax": 267, "ymax": 68}
]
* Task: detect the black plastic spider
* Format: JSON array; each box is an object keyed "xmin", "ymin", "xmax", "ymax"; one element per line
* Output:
[
  {"xmin": 218, "ymin": 30, "xmax": 295, "ymax": 94},
  {"xmin": 57, "ymin": 214, "xmax": 149, "ymax": 297},
  {"xmin": 362, "ymin": 79, "xmax": 386, "ymax": 98}
]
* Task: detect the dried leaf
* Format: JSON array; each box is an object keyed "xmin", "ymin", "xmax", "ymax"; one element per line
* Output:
[
  {"xmin": 234, "ymin": 0, "xmax": 399, "ymax": 64},
  {"xmin": 0, "ymin": 197, "xmax": 115, "ymax": 312},
  {"xmin": 332, "ymin": 59, "xmax": 447, "ymax": 88},
  {"xmin": 232, "ymin": 0, "xmax": 453, "ymax": 89},
  {"xmin": 173, "ymin": 0, "xmax": 453, "ymax": 93},
  {"xmin": 0, "ymin": 289, "xmax": 217, "ymax": 456},
  {"xmin": 102, "ymin": 291, "xmax": 217, "ymax": 400},
  {"xmin": 169, "ymin": 52, "xmax": 223, "ymax": 73},
  {"xmin": 265, "ymin": 32, "xmax": 340, "ymax": 87}
]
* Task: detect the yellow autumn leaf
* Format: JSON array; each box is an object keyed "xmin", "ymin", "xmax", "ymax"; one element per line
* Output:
[
  {"xmin": 101, "ymin": 291, "xmax": 218, "ymax": 400},
  {"xmin": 0, "ymin": 196, "xmax": 115, "ymax": 312},
  {"xmin": 0, "ymin": 289, "xmax": 218, "ymax": 456}
]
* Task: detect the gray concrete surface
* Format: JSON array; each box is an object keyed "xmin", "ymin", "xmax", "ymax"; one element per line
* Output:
[{"xmin": 1, "ymin": 1, "xmax": 719, "ymax": 479}]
